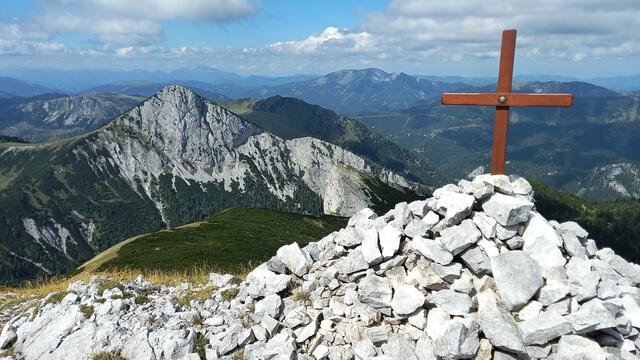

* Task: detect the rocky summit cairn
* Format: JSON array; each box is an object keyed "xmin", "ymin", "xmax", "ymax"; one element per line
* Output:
[{"xmin": 2, "ymin": 174, "xmax": 640, "ymax": 360}]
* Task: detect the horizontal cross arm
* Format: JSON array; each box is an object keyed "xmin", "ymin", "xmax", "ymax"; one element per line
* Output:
[{"xmin": 441, "ymin": 93, "xmax": 573, "ymax": 107}]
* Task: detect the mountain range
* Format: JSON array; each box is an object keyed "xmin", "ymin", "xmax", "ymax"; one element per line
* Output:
[{"xmin": 0, "ymin": 85, "xmax": 421, "ymax": 284}]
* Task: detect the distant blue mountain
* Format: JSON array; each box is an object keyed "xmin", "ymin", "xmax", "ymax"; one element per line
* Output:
[{"xmin": 0, "ymin": 76, "xmax": 57, "ymax": 97}]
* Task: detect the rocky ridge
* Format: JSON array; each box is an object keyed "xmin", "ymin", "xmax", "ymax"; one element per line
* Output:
[{"xmin": 2, "ymin": 174, "xmax": 640, "ymax": 359}]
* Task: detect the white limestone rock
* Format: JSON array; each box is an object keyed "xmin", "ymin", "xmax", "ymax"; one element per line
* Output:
[
  {"xmin": 428, "ymin": 289, "xmax": 473, "ymax": 316},
  {"xmin": 481, "ymin": 174, "xmax": 514, "ymax": 195},
  {"xmin": 437, "ymin": 219, "xmax": 481, "ymax": 255},
  {"xmin": 379, "ymin": 223, "xmax": 402, "ymax": 259},
  {"xmin": 556, "ymin": 335, "xmax": 607, "ymax": 360},
  {"xmin": 518, "ymin": 310, "xmax": 572, "ymax": 345},
  {"xmin": 432, "ymin": 318, "xmax": 480, "ymax": 359},
  {"xmin": 566, "ymin": 257, "xmax": 599, "ymax": 301},
  {"xmin": 482, "ymin": 193, "xmax": 533, "ymax": 227},
  {"xmin": 358, "ymin": 272, "xmax": 393, "ymax": 309},
  {"xmin": 522, "ymin": 212, "xmax": 567, "ymax": 270},
  {"xmin": 492, "ymin": 251, "xmax": 543, "ymax": 310},
  {"xmin": 390, "ymin": 284, "xmax": 425, "ymax": 316},
  {"xmin": 477, "ymin": 289, "xmax": 527, "ymax": 356},
  {"xmin": 410, "ymin": 237, "xmax": 453, "ymax": 265},
  {"xmin": 276, "ymin": 242, "xmax": 312, "ymax": 276},
  {"xmin": 434, "ymin": 191, "xmax": 475, "ymax": 225},
  {"xmin": 359, "ymin": 227, "xmax": 383, "ymax": 265}
]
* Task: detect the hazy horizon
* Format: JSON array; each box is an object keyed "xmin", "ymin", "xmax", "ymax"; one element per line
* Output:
[{"xmin": 0, "ymin": 1, "xmax": 638, "ymax": 78}]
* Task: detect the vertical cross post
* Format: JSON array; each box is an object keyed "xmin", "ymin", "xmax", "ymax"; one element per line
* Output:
[
  {"xmin": 440, "ymin": 29, "xmax": 573, "ymax": 175},
  {"xmin": 492, "ymin": 29, "xmax": 516, "ymax": 175}
]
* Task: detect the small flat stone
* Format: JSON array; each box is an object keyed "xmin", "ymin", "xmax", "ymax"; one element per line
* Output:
[
  {"xmin": 428, "ymin": 289, "xmax": 473, "ymax": 315},
  {"xmin": 411, "ymin": 237, "xmax": 453, "ymax": 265},
  {"xmin": 434, "ymin": 191, "xmax": 475, "ymax": 225},
  {"xmin": 518, "ymin": 310, "xmax": 572, "ymax": 345},
  {"xmin": 472, "ymin": 212, "xmax": 497, "ymax": 239},
  {"xmin": 404, "ymin": 219, "xmax": 428, "ymax": 238},
  {"xmin": 460, "ymin": 246, "xmax": 492, "ymax": 276},
  {"xmin": 481, "ymin": 174, "xmax": 514, "ymax": 195}
]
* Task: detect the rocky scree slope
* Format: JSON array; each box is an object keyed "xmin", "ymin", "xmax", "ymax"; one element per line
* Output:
[
  {"xmin": 2, "ymin": 174, "xmax": 640, "ymax": 359},
  {"xmin": 0, "ymin": 85, "xmax": 416, "ymax": 284}
]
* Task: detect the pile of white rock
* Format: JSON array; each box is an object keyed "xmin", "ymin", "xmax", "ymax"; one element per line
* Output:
[{"xmin": 2, "ymin": 174, "xmax": 640, "ymax": 360}]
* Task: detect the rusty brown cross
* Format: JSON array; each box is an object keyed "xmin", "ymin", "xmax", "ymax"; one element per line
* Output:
[{"xmin": 441, "ymin": 29, "xmax": 573, "ymax": 175}]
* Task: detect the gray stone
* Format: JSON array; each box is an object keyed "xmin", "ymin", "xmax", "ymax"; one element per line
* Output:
[
  {"xmin": 559, "ymin": 224, "xmax": 588, "ymax": 259},
  {"xmin": 348, "ymin": 207, "xmax": 376, "ymax": 227},
  {"xmin": 335, "ymin": 249, "xmax": 369, "ymax": 275},
  {"xmin": 244, "ymin": 333, "xmax": 296, "ymax": 360},
  {"xmin": 353, "ymin": 339, "xmax": 377, "ymax": 358},
  {"xmin": 390, "ymin": 284, "xmax": 425, "ymax": 316},
  {"xmin": 566, "ymin": 257, "xmax": 599, "ymax": 301},
  {"xmin": 276, "ymin": 242, "xmax": 312, "ymax": 276},
  {"xmin": 431, "ymin": 262, "xmax": 462, "ymax": 283},
  {"xmin": 408, "ymin": 200, "xmax": 429, "ymax": 217},
  {"xmin": 411, "ymin": 237, "xmax": 453, "ymax": 265},
  {"xmin": 538, "ymin": 280, "xmax": 570, "ymax": 306},
  {"xmin": 365, "ymin": 324, "xmax": 391, "ymax": 345},
  {"xmin": 518, "ymin": 310, "xmax": 572, "ymax": 345},
  {"xmin": 437, "ymin": 219, "xmax": 481, "ymax": 255},
  {"xmin": 0, "ymin": 322, "xmax": 16, "ymax": 350},
  {"xmin": 473, "ymin": 185, "xmax": 495, "ymax": 200},
  {"xmin": 432, "ymin": 318, "xmax": 480, "ymax": 359},
  {"xmin": 492, "ymin": 251, "xmax": 544, "ymax": 310},
  {"xmin": 426, "ymin": 308, "xmax": 450, "ymax": 342},
  {"xmin": 422, "ymin": 211, "xmax": 441, "ymax": 230},
  {"xmin": 482, "ymin": 193, "xmax": 533, "ymax": 226},
  {"xmin": 382, "ymin": 334, "xmax": 418, "ymax": 360},
  {"xmin": 522, "ymin": 212, "xmax": 566, "ymax": 270},
  {"xmin": 255, "ymin": 294, "xmax": 282, "ymax": 319},
  {"xmin": 495, "ymin": 223, "xmax": 518, "ymax": 240},
  {"xmin": 472, "ymin": 212, "xmax": 497, "ymax": 239},
  {"xmin": 505, "ymin": 236, "xmax": 524, "ymax": 250},
  {"xmin": 434, "ymin": 191, "xmax": 475, "ymax": 225},
  {"xmin": 404, "ymin": 219, "xmax": 428, "ymax": 238},
  {"xmin": 334, "ymin": 227, "xmax": 363, "ymax": 248},
  {"xmin": 245, "ymin": 265, "xmax": 291, "ymax": 297},
  {"xmin": 477, "ymin": 289, "xmax": 527, "ymax": 356},
  {"xmin": 359, "ymin": 227, "xmax": 383, "ymax": 265},
  {"xmin": 567, "ymin": 299, "xmax": 618, "ymax": 333},
  {"xmin": 379, "ymin": 223, "xmax": 402, "ymax": 259},
  {"xmin": 393, "ymin": 202, "xmax": 412, "ymax": 227},
  {"xmin": 460, "ymin": 246, "xmax": 492, "ymax": 276},
  {"xmin": 600, "ymin": 251, "xmax": 640, "ymax": 285},
  {"xmin": 482, "ymin": 174, "xmax": 514, "ymax": 194},
  {"xmin": 428, "ymin": 289, "xmax": 473, "ymax": 315},
  {"xmin": 509, "ymin": 175, "xmax": 533, "ymax": 196},
  {"xmin": 358, "ymin": 272, "xmax": 393, "ymax": 309},
  {"xmin": 556, "ymin": 335, "xmax": 607, "ymax": 360},
  {"xmin": 415, "ymin": 335, "xmax": 437, "ymax": 360}
]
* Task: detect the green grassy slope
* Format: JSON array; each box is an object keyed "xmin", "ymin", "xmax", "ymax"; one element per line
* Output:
[{"xmin": 92, "ymin": 208, "xmax": 346, "ymax": 273}]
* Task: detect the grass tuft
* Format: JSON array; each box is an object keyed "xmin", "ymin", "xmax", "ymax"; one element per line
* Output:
[
  {"xmin": 172, "ymin": 286, "xmax": 217, "ymax": 307},
  {"xmin": 134, "ymin": 295, "xmax": 149, "ymax": 305},
  {"xmin": 292, "ymin": 289, "xmax": 311, "ymax": 304},
  {"xmin": 220, "ymin": 288, "xmax": 240, "ymax": 302},
  {"xmin": 194, "ymin": 332, "xmax": 208, "ymax": 359},
  {"xmin": 80, "ymin": 304, "xmax": 94, "ymax": 319},
  {"xmin": 92, "ymin": 352, "xmax": 126, "ymax": 360}
]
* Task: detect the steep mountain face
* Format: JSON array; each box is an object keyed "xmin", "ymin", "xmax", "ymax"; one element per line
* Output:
[
  {"xmin": 0, "ymin": 85, "xmax": 418, "ymax": 284},
  {"xmin": 0, "ymin": 94, "xmax": 143, "ymax": 142},
  {"xmin": 245, "ymin": 68, "xmax": 461, "ymax": 114},
  {"xmin": 225, "ymin": 95, "xmax": 444, "ymax": 185},
  {"xmin": 356, "ymin": 82, "xmax": 640, "ymax": 200}
]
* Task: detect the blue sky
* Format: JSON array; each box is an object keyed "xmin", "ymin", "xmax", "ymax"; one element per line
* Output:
[{"xmin": 0, "ymin": 0, "xmax": 638, "ymax": 77}]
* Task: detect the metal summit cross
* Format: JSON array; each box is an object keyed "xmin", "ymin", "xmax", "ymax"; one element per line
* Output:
[{"xmin": 441, "ymin": 29, "xmax": 574, "ymax": 175}]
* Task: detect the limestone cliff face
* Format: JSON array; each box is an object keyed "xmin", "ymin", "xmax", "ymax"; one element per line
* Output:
[
  {"xmin": 0, "ymin": 85, "xmax": 417, "ymax": 282},
  {"xmin": 87, "ymin": 85, "xmax": 414, "ymax": 218}
]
